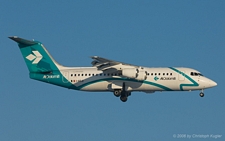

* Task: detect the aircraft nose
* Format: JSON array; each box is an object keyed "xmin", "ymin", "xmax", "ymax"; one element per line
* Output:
[{"xmin": 209, "ymin": 80, "xmax": 217, "ymax": 87}]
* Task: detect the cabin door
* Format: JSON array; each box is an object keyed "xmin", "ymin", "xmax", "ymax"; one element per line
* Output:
[
  {"xmin": 178, "ymin": 71, "xmax": 185, "ymax": 81},
  {"xmin": 62, "ymin": 71, "xmax": 69, "ymax": 83}
]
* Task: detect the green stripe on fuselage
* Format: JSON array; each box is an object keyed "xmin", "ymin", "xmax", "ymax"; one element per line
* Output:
[
  {"xmin": 75, "ymin": 77, "xmax": 173, "ymax": 91},
  {"xmin": 169, "ymin": 67, "xmax": 199, "ymax": 90}
]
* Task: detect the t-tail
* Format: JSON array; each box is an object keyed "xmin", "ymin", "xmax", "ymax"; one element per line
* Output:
[
  {"xmin": 9, "ymin": 36, "xmax": 60, "ymax": 73},
  {"xmin": 9, "ymin": 36, "xmax": 71, "ymax": 88}
]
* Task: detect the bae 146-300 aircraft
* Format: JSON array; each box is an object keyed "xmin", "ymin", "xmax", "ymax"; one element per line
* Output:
[{"xmin": 9, "ymin": 36, "xmax": 217, "ymax": 102}]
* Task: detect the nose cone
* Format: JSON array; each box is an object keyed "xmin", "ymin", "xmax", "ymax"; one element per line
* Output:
[
  {"xmin": 209, "ymin": 80, "xmax": 217, "ymax": 87},
  {"xmin": 198, "ymin": 77, "xmax": 217, "ymax": 89}
]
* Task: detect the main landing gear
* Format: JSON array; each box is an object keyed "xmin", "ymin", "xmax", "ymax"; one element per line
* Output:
[
  {"xmin": 113, "ymin": 82, "xmax": 131, "ymax": 102},
  {"xmin": 199, "ymin": 89, "xmax": 204, "ymax": 97},
  {"xmin": 120, "ymin": 92, "xmax": 131, "ymax": 102},
  {"xmin": 113, "ymin": 90, "xmax": 121, "ymax": 97},
  {"xmin": 113, "ymin": 89, "xmax": 131, "ymax": 102},
  {"xmin": 120, "ymin": 95, "xmax": 128, "ymax": 102}
]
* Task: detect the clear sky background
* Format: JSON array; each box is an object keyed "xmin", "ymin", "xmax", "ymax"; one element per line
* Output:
[{"xmin": 1, "ymin": 0, "xmax": 224, "ymax": 140}]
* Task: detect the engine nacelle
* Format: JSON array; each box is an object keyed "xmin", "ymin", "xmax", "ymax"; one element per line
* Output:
[
  {"xmin": 136, "ymin": 69, "xmax": 147, "ymax": 81},
  {"xmin": 122, "ymin": 68, "xmax": 137, "ymax": 79},
  {"xmin": 122, "ymin": 68, "xmax": 147, "ymax": 81}
]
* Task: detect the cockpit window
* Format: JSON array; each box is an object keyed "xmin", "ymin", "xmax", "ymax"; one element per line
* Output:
[
  {"xmin": 198, "ymin": 73, "xmax": 203, "ymax": 76},
  {"xmin": 190, "ymin": 72, "xmax": 204, "ymax": 76}
]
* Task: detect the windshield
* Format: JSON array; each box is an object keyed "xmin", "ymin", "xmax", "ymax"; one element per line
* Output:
[{"xmin": 190, "ymin": 72, "xmax": 203, "ymax": 76}]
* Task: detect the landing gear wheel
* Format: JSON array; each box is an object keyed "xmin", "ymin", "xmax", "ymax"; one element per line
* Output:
[
  {"xmin": 113, "ymin": 90, "xmax": 121, "ymax": 97},
  {"xmin": 120, "ymin": 96, "xmax": 128, "ymax": 102},
  {"xmin": 200, "ymin": 92, "xmax": 204, "ymax": 97}
]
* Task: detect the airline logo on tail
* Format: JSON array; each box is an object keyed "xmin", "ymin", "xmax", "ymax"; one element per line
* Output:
[{"xmin": 26, "ymin": 51, "xmax": 43, "ymax": 64}]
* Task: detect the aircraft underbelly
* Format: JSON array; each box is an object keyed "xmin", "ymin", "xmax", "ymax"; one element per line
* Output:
[
  {"xmin": 80, "ymin": 81, "xmax": 109, "ymax": 91},
  {"xmin": 80, "ymin": 80, "xmax": 145, "ymax": 91},
  {"xmin": 77, "ymin": 77, "xmax": 199, "ymax": 92},
  {"xmin": 79, "ymin": 79, "xmax": 180, "ymax": 91}
]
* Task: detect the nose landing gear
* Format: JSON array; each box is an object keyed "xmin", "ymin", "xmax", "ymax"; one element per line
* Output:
[
  {"xmin": 200, "ymin": 92, "xmax": 204, "ymax": 97},
  {"xmin": 200, "ymin": 89, "xmax": 204, "ymax": 97}
]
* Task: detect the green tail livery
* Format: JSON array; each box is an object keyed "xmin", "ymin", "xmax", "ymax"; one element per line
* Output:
[{"xmin": 9, "ymin": 36, "xmax": 72, "ymax": 88}]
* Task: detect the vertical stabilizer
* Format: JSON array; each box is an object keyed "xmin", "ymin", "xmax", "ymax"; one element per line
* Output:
[{"xmin": 9, "ymin": 36, "xmax": 60, "ymax": 73}]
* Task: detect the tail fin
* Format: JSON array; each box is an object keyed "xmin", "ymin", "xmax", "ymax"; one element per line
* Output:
[{"xmin": 9, "ymin": 36, "xmax": 60, "ymax": 73}]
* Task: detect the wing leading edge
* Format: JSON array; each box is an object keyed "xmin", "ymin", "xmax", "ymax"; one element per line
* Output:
[{"xmin": 91, "ymin": 56, "xmax": 139, "ymax": 71}]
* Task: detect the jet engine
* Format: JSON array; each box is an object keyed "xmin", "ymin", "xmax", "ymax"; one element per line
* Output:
[{"xmin": 122, "ymin": 68, "xmax": 147, "ymax": 81}]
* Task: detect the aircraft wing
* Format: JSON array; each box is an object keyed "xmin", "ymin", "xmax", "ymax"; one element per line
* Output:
[{"xmin": 91, "ymin": 56, "xmax": 139, "ymax": 71}]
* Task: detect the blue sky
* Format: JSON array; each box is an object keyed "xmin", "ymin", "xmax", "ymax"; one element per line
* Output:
[{"xmin": 1, "ymin": 0, "xmax": 224, "ymax": 140}]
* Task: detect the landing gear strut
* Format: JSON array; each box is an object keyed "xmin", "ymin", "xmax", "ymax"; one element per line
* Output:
[
  {"xmin": 120, "ymin": 82, "xmax": 127, "ymax": 102},
  {"xmin": 113, "ymin": 82, "xmax": 131, "ymax": 102}
]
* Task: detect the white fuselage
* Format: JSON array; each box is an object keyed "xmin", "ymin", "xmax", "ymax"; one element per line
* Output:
[{"xmin": 58, "ymin": 67, "xmax": 216, "ymax": 92}]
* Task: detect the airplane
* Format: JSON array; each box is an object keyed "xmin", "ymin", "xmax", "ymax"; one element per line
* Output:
[{"xmin": 9, "ymin": 36, "xmax": 217, "ymax": 102}]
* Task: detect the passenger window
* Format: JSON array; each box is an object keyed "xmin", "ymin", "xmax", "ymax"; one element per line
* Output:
[
  {"xmin": 158, "ymin": 73, "xmax": 160, "ymax": 75},
  {"xmin": 167, "ymin": 73, "xmax": 169, "ymax": 75},
  {"xmin": 89, "ymin": 74, "xmax": 91, "ymax": 76},
  {"xmin": 75, "ymin": 74, "xmax": 76, "ymax": 76},
  {"xmin": 71, "ymin": 74, "xmax": 73, "ymax": 76},
  {"xmin": 96, "ymin": 74, "xmax": 98, "ymax": 76},
  {"xmin": 85, "ymin": 74, "xmax": 87, "ymax": 76},
  {"xmin": 82, "ymin": 74, "xmax": 83, "ymax": 76},
  {"xmin": 151, "ymin": 73, "xmax": 153, "ymax": 75},
  {"xmin": 78, "ymin": 74, "xmax": 80, "ymax": 76},
  {"xmin": 155, "ymin": 73, "xmax": 157, "ymax": 75},
  {"xmin": 163, "ymin": 73, "xmax": 165, "ymax": 75},
  {"xmin": 92, "ymin": 74, "xmax": 94, "ymax": 76},
  {"xmin": 170, "ymin": 73, "xmax": 172, "ymax": 75}
]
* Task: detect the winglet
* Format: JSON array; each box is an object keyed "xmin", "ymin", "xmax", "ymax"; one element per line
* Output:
[{"xmin": 8, "ymin": 36, "xmax": 38, "ymax": 46}]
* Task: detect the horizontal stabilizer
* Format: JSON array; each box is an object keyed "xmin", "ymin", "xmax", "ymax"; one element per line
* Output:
[{"xmin": 8, "ymin": 36, "xmax": 38, "ymax": 46}]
